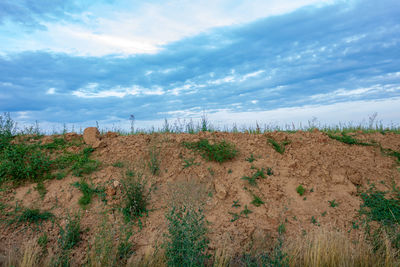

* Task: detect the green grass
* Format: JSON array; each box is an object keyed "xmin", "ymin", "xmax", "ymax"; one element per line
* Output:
[
  {"xmin": 183, "ymin": 139, "xmax": 238, "ymax": 163},
  {"xmin": 164, "ymin": 205, "xmax": 209, "ymax": 267},
  {"xmin": 329, "ymin": 199, "xmax": 339, "ymax": 207},
  {"xmin": 251, "ymin": 194, "xmax": 265, "ymax": 207},
  {"xmin": 267, "ymin": 138, "xmax": 291, "ymax": 154},
  {"xmin": 72, "ymin": 180, "xmax": 105, "ymax": 208},
  {"xmin": 112, "ymin": 161, "xmax": 125, "ymax": 168},
  {"xmin": 35, "ymin": 181, "xmax": 47, "ymax": 199},
  {"xmin": 13, "ymin": 208, "xmax": 54, "ymax": 225},
  {"xmin": 148, "ymin": 145, "xmax": 160, "ymax": 175},
  {"xmin": 120, "ymin": 170, "xmax": 149, "ymax": 222},
  {"xmin": 327, "ymin": 132, "xmax": 372, "ymax": 146},
  {"xmin": 182, "ymin": 158, "xmax": 200, "ymax": 169},
  {"xmin": 241, "ymin": 167, "xmax": 272, "ymax": 186},
  {"xmin": 245, "ymin": 153, "xmax": 256, "ymax": 162}
]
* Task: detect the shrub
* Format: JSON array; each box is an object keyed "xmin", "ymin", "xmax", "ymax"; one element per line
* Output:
[
  {"xmin": 164, "ymin": 206, "xmax": 209, "ymax": 267},
  {"xmin": 121, "ymin": 170, "xmax": 149, "ymax": 222},
  {"xmin": 183, "ymin": 139, "xmax": 238, "ymax": 163}
]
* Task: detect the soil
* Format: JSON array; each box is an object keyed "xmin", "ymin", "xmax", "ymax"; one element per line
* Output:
[{"xmin": 0, "ymin": 130, "xmax": 399, "ymax": 265}]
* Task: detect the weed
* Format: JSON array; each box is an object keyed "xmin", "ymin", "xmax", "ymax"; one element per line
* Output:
[
  {"xmin": 183, "ymin": 139, "xmax": 238, "ymax": 163},
  {"xmin": 58, "ymin": 213, "xmax": 81, "ymax": 251},
  {"xmin": 311, "ymin": 216, "xmax": 320, "ymax": 226},
  {"xmin": 120, "ymin": 170, "xmax": 149, "ymax": 222},
  {"xmin": 278, "ymin": 223, "xmax": 286, "ymax": 235},
  {"xmin": 241, "ymin": 205, "xmax": 252, "ymax": 218},
  {"xmin": 246, "ymin": 153, "xmax": 256, "ymax": 162},
  {"xmin": 148, "ymin": 145, "xmax": 160, "ymax": 175},
  {"xmin": 359, "ymin": 184, "xmax": 400, "ymax": 226},
  {"xmin": 229, "ymin": 212, "xmax": 240, "ymax": 222},
  {"xmin": 182, "ymin": 158, "xmax": 200, "ymax": 169},
  {"xmin": 72, "ymin": 180, "xmax": 105, "ymax": 208},
  {"xmin": 251, "ymin": 194, "xmax": 264, "ymax": 207},
  {"xmin": 112, "ymin": 161, "xmax": 124, "ymax": 168},
  {"xmin": 13, "ymin": 208, "xmax": 54, "ymax": 225},
  {"xmin": 321, "ymin": 211, "xmax": 327, "ymax": 217},
  {"xmin": 327, "ymin": 133, "xmax": 371, "ymax": 146},
  {"xmin": 296, "ymin": 185, "xmax": 305, "ymax": 196},
  {"xmin": 164, "ymin": 205, "xmax": 209, "ymax": 266},
  {"xmin": 71, "ymin": 147, "xmax": 100, "ymax": 177},
  {"xmin": 241, "ymin": 167, "xmax": 270, "ymax": 186},
  {"xmin": 0, "ymin": 143, "xmax": 52, "ymax": 185},
  {"xmin": 241, "ymin": 175, "xmax": 257, "ymax": 186},
  {"xmin": 35, "ymin": 181, "xmax": 47, "ymax": 199},
  {"xmin": 228, "ymin": 169, "xmax": 233, "ymax": 174},
  {"xmin": 207, "ymin": 167, "xmax": 215, "ymax": 176},
  {"xmin": 267, "ymin": 138, "xmax": 291, "ymax": 154},
  {"xmin": 329, "ymin": 199, "xmax": 339, "ymax": 207},
  {"xmin": 232, "ymin": 200, "xmax": 241, "ymax": 208},
  {"xmin": 38, "ymin": 233, "xmax": 48, "ymax": 249}
]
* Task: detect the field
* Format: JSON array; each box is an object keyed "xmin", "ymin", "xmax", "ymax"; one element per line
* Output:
[{"xmin": 1, "ymin": 114, "xmax": 400, "ymax": 266}]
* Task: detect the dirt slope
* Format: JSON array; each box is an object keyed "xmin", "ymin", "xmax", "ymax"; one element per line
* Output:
[{"xmin": 1, "ymin": 130, "xmax": 399, "ymax": 265}]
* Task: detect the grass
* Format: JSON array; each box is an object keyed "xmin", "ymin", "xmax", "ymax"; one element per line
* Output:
[
  {"xmin": 54, "ymin": 213, "xmax": 81, "ymax": 266},
  {"xmin": 72, "ymin": 180, "xmax": 106, "ymax": 208},
  {"xmin": 120, "ymin": 169, "xmax": 149, "ymax": 222},
  {"xmin": 13, "ymin": 208, "xmax": 54, "ymax": 225},
  {"xmin": 245, "ymin": 153, "xmax": 256, "ymax": 162},
  {"xmin": 182, "ymin": 158, "xmax": 200, "ymax": 169},
  {"xmin": 328, "ymin": 199, "xmax": 338, "ymax": 207},
  {"xmin": 241, "ymin": 167, "xmax": 272, "ymax": 186},
  {"xmin": 183, "ymin": 139, "xmax": 238, "ymax": 163},
  {"xmin": 327, "ymin": 132, "xmax": 373, "ymax": 146},
  {"xmin": 35, "ymin": 181, "xmax": 47, "ymax": 199},
  {"xmin": 251, "ymin": 194, "xmax": 265, "ymax": 207},
  {"xmin": 267, "ymin": 138, "xmax": 291, "ymax": 154},
  {"xmin": 164, "ymin": 205, "xmax": 209, "ymax": 267},
  {"xmin": 148, "ymin": 145, "xmax": 160, "ymax": 175}
]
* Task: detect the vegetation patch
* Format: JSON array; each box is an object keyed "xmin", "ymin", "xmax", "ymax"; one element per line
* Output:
[
  {"xmin": 183, "ymin": 139, "xmax": 238, "ymax": 163},
  {"xmin": 72, "ymin": 180, "xmax": 106, "ymax": 208},
  {"xmin": 241, "ymin": 167, "xmax": 272, "ymax": 186},
  {"xmin": 296, "ymin": 185, "xmax": 305, "ymax": 196},
  {"xmin": 327, "ymin": 132, "xmax": 372, "ymax": 146},
  {"xmin": 164, "ymin": 206, "xmax": 209, "ymax": 266},
  {"xmin": 267, "ymin": 138, "xmax": 291, "ymax": 154}
]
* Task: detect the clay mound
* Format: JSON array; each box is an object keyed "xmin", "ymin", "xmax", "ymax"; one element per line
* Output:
[{"xmin": 0, "ymin": 131, "xmax": 399, "ymax": 265}]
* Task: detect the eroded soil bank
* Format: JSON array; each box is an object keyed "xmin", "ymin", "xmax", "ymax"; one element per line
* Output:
[{"xmin": 1, "ymin": 130, "xmax": 399, "ymax": 265}]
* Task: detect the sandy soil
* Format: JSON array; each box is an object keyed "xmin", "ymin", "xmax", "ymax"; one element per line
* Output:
[{"xmin": 0, "ymin": 130, "xmax": 399, "ymax": 265}]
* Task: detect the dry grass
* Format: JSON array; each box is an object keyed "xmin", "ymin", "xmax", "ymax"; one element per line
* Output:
[{"xmin": 285, "ymin": 228, "xmax": 398, "ymax": 267}]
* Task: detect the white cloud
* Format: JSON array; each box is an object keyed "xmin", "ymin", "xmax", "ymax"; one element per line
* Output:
[
  {"xmin": 46, "ymin": 88, "xmax": 56, "ymax": 94},
  {"xmin": 72, "ymin": 84, "xmax": 164, "ymax": 98},
  {"xmin": 0, "ymin": 0, "xmax": 337, "ymax": 56}
]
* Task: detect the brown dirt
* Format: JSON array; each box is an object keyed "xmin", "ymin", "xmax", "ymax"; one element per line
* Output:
[{"xmin": 1, "ymin": 130, "xmax": 399, "ymax": 265}]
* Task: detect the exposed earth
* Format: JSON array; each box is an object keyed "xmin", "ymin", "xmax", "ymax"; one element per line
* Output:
[{"xmin": 0, "ymin": 129, "xmax": 399, "ymax": 266}]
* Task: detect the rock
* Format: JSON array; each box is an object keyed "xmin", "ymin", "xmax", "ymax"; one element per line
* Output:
[
  {"xmin": 113, "ymin": 180, "xmax": 120, "ymax": 188},
  {"xmin": 83, "ymin": 127, "xmax": 102, "ymax": 148},
  {"xmin": 214, "ymin": 182, "xmax": 227, "ymax": 200}
]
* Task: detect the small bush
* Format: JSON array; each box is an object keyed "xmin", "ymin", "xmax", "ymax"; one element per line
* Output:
[
  {"xmin": 121, "ymin": 170, "xmax": 149, "ymax": 222},
  {"xmin": 164, "ymin": 206, "xmax": 209, "ymax": 267},
  {"xmin": 183, "ymin": 139, "xmax": 238, "ymax": 163}
]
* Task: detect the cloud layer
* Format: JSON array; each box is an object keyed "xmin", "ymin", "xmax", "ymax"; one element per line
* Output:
[{"xmin": 0, "ymin": 0, "xmax": 399, "ymax": 129}]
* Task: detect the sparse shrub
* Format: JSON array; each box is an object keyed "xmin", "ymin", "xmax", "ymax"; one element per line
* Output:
[
  {"xmin": 183, "ymin": 139, "xmax": 238, "ymax": 163},
  {"xmin": 121, "ymin": 170, "xmax": 149, "ymax": 222},
  {"xmin": 164, "ymin": 205, "xmax": 209, "ymax": 267}
]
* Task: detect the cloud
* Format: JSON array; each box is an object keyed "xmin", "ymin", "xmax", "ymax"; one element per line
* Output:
[{"xmin": 0, "ymin": 0, "xmax": 399, "ymax": 128}]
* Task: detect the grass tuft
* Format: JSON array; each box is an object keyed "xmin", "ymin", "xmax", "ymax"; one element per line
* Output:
[{"xmin": 183, "ymin": 139, "xmax": 238, "ymax": 163}]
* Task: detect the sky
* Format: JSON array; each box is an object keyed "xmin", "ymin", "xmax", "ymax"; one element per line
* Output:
[{"xmin": 0, "ymin": 0, "xmax": 399, "ymax": 131}]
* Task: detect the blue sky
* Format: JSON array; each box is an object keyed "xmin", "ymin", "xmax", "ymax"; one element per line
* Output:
[{"xmin": 1, "ymin": 0, "xmax": 399, "ymax": 131}]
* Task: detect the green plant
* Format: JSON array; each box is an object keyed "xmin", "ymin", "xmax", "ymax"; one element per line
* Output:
[
  {"xmin": 228, "ymin": 169, "xmax": 233, "ymax": 174},
  {"xmin": 38, "ymin": 233, "xmax": 48, "ymax": 249},
  {"xmin": 278, "ymin": 223, "xmax": 286, "ymax": 235},
  {"xmin": 267, "ymin": 138, "xmax": 291, "ymax": 154},
  {"xmin": 182, "ymin": 158, "xmax": 200, "ymax": 169},
  {"xmin": 112, "ymin": 161, "xmax": 124, "ymax": 168},
  {"xmin": 164, "ymin": 206, "xmax": 209, "ymax": 267},
  {"xmin": 241, "ymin": 167, "xmax": 270, "ymax": 186},
  {"xmin": 251, "ymin": 194, "xmax": 264, "ymax": 207},
  {"xmin": 72, "ymin": 180, "xmax": 105, "ymax": 208},
  {"xmin": 70, "ymin": 147, "xmax": 100, "ymax": 177},
  {"xmin": 327, "ymin": 133, "xmax": 371, "ymax": 146},
  {"xmin": 58, "ymin": 213, "xmax": 81, "ymax": 251},
  {"xmin": 148, "ymin": 145, "xmax": 160, "ymax": 175},
  {"xmin": 35, "ymin": 181, "xmax": 47, "ymax": 199},
  {"xmin": 207, "ymin": 167, "xmax": 215, "ymax": 176},
  {"xmin": 241, "ymin": 205, "xmax": 252, "ymax": 218},
  {"xmin": 329, "ymin": 199, "xmax": 339, "ymax": 207},
  {"xmin": 120, "ymin": 170, "xmax": 149, "ymax": 222},
  {"xmin": 183, "ymin": 139, "xmax": 238, "ymax": 163},
  {"xmin": 12, "ymin": 208, "xmax": 54, "ymax": 225},
  {"xmin": 311, "ymin": 216, "xmax": 320, "ymax": 226},
  {"xmin": 246, "ymin": 153, "xmax": 256, "ymax": 162},
  {"xmin": 296, "ymin": 185, "xmax": 305, "ymax": 196},
  {"xmin": 232, "ymin": 200, "xmax": 241, "ymax": 208}
]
